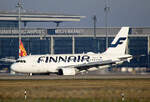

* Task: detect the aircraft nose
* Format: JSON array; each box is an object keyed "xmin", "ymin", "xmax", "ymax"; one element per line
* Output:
[{"xmin": 11, "ymin": 63, "xmax": 18, "ymax": 72}]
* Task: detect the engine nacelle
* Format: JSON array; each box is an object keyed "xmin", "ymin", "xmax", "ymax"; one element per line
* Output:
[{"xmin": 58, "ymin": 68, "xmax": 78, "ymax": 75}]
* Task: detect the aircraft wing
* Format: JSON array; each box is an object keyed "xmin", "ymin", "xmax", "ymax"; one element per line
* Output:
[
  {"xmin": 76, "ymin": 60, "xmax": 118, "ymax": 70},
  {"xmin": 58, "ymin": 59, "xmax": 118, "ymax": 71},
  {"xmin": 0, "ymin": 57, "xmax": 16, "ymax": 63},
  {"xmin": 73, "ymin": 55, "xmax": 132, "ymax": 70}
]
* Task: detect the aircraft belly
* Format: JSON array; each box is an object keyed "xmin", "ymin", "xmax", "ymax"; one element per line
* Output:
[
  {"xmin": 18, "ymin": 63, "xmax": 47, "ymax": 73},
  {"xmin": 46, "ymin": 65, "xmax": 58, "ymax": 73}
]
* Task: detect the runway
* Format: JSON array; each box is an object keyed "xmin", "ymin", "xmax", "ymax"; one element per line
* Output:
[{"xmin": 0, "ymin": 73, "xmax": 150, "ymax": 80}]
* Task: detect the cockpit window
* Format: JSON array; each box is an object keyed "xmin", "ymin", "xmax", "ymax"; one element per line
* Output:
[{"xmin": 16, "ymin": 60, "xmax": 26, "ymax": 63}]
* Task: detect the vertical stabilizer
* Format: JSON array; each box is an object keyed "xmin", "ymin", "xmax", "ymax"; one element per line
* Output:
[
  {"xmin": 104, "ymin": 27, "xmax": 129, "ymax": 55},
  {"xmin": 19, "ymin": 40, "xmax": 27, "ymax": 57}
]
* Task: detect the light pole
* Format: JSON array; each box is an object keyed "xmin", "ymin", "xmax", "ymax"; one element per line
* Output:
[
  {"xmin": 93, "ymin": 15, "xmax": 99, "ymax": 52},
  {"xmin": 104, "ymin": 0, "xmax": 110, "ymax": 50},
  {"xmin": 16, "ymin": 0, "xmax": 23, "ymax": 57},
  {"xmin": 93, "ymin": 15, "xmax": 97, "ymax": 38}
]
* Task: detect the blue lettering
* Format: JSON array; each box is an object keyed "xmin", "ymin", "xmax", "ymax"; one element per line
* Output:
[
  {"xmin": 77, "ymin": 56, "xmax": 81, "ymax": 62},
  {"xmin": 68, "ymin": 56, "xmax": 76, "ymax": 62},
  {"xmin": 59, "ymin": 56, "xmax": 67, "ymax": 62},
  {"xmin": 49, "ymin": 56, "xmax": 57, "ymax": 62},
  {"xmin": 37, "ymin": 56, "xmax": 45, "ymax": 63},
  {"xmin": 37, "ymin": 55, "xmax": 90, "ymax": 63},
  {"xmin": 81, "ymin": 55, "xmax": 90, "ymax": 62},
  {"xmin": 45, "ymin": 56, "xmax": 49, "ymax": 63}
]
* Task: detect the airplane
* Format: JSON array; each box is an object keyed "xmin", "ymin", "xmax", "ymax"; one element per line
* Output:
[{"xmin": 10, "ymin": 27, "xmax": 132, "ymax": 75}]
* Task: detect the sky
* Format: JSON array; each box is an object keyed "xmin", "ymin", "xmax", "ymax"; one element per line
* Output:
[{"xmin": 0, "ymin": 0, "xmax": 150, "ymax": 27}]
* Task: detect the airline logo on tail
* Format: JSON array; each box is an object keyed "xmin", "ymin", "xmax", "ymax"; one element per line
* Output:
[
  {"xmin": 110, "ymin": 37, "xmax": 126, "ymax": 47},
  {"xmin": 19, "ymin": 40, "xmax": 27, "ymax": 57}
]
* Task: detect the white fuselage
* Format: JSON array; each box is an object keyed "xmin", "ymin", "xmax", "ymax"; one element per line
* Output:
[{"xmin": 11, "ymin": 53, "xmax": 131, "ymax": 74}]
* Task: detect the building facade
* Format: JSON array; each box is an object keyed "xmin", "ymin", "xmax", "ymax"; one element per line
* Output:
[{"xmin": 0, "ymin": 27, "xmax": 150, "ymax": 71}]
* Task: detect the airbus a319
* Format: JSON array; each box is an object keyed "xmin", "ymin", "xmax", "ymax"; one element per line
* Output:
[{"xmin": 11, "ymin": 27, "xmax": 132, "ymax": 75}]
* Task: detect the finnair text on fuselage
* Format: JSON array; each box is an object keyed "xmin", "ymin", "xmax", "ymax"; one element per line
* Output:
[{"xmin": 37, "ymin": 55, "xmax": 91, "ymax": 63}]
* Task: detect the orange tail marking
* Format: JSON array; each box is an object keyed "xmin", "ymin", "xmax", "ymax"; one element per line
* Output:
[{"xmin": 19, "ymin": 40, "xmax": 27, "ymax": 57}]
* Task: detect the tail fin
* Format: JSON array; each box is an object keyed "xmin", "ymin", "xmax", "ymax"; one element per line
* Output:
[
  {"xmin": 19, "ymin": 40, "xmax": 27, "ymax": 57},
  {"xmin": 104, "ymin": 27, "xmax": 129, "ymax": 55}
]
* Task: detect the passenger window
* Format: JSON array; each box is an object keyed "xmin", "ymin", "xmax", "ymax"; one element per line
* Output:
[{"xmin": 23, "ymin": 60, "xmax": 26, "ymax": 63}]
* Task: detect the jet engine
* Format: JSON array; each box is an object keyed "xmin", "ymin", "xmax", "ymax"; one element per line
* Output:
[{"xmin": 58, "ymin": 68, "xmax": 78, "ymax": 75}]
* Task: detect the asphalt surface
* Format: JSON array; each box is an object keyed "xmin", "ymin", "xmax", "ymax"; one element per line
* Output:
[{"xmin": 0, "ymin": 73, "xmax": 150, "ymax": 80}]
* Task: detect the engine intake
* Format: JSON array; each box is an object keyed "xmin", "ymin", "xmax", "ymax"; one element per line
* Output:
[{"xmin": 58, "ymin": 68, "xmax": 77, "ymax": 75}]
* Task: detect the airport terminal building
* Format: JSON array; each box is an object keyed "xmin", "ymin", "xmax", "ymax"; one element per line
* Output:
[{"xmin": 0, "ymin": 11, "xmax": 150, "ymax": 72}]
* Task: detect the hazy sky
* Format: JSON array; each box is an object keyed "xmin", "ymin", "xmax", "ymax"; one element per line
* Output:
[{"xmin": 0, "ymin": 0, "xmax": 150, "ymax": 27}]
